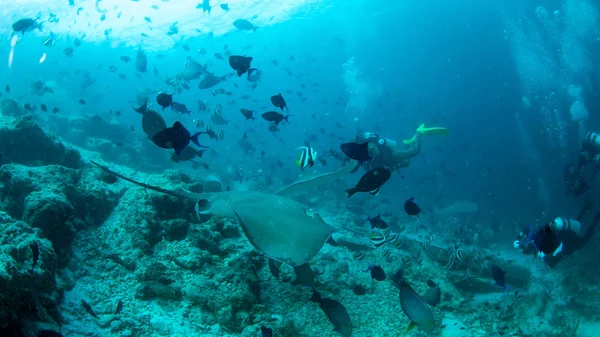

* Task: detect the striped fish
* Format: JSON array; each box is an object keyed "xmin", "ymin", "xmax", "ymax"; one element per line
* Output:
[
  {"xmin": 370, "ymin": 232, "xmax": 386, "ymax": 248},
  {"xmin": 295, "ymin": 146, "xmax": 317, "ymax": 169}
]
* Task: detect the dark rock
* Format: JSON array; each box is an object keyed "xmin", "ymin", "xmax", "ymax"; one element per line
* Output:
[{"xmin": 162, "ymin": 219, "xmax": 190, "ymax": 241}]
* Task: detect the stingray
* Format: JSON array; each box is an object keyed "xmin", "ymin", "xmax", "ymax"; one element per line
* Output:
[
  {"xmin": 90, "ymin": 161, "xmax": 357, "ymax": 266},
  {"xmin": 134, "ymin": 100, "xmax": 167, "ymax": 139},
  {"xmin": 198, "ymin": 73, "xmax": 226, "ymax": 89}
]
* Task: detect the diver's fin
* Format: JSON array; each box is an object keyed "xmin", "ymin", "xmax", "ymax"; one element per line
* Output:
[{"xmin": 416, "ymin": 123, "xmax": 449, "ymax": 136}]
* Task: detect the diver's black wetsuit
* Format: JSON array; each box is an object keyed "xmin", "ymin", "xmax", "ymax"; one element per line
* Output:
[
  {"xmin": 519, "ymin": 200, "xmax": 599, "ymax": 268},
  {"xmin": 544, "ymin": 212, "xmax": 599, "ymax": 268}
]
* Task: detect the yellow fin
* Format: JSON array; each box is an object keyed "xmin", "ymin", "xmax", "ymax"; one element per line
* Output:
[
  {"xmin": 406, "ymin": 321, "xmax": 417, "ymax": 332},
  {"xmin": 403, "ymin": 135, "xmax": 417, "ymax": 145},
  {"xmin": 417, "ymin": 124, "xmax": 449, "ymax": 136}
]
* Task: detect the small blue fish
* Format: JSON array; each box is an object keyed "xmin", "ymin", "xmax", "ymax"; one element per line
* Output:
[{"xmin": 492, "ymin": 265, "xmax": 511, "ymax": 294}]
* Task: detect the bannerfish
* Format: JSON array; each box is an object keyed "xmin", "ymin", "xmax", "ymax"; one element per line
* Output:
[
  {"xmin": 228, "ymin": 55, "xmax": 252, "ymax": 76},
  {"xmin": 404, "ymin": 197, "xmax": 421, "ymax": 216},
  {"xmin": 233, "ymin": 19, "xmax": 258, "ymax": 31},
  {"xmin": 345, "ymin": 168, "xmax": 391, "ymax": 198},
  {"xmin": 295, "ymin": 145, "xmax": 317, "ymax": 169},
  {"xmin": 136, "ymin": 46, "xmax": 147, "ymax": 72},
  {"xmin": 151, "ymin": 121, "xmax": 208, "ymax": 156},
  {"xmin": 261, "ymin": 111, "xmax": 290, "ymax": 125},
  {"xmin": 156, "ymin": 93, "xmax": 173, "ymax": 109},
  {"xmin": 240, "ymin": 108, "xmax": 255, "ymax": 121},
  {"xmin": 309, "ymin": 289, "xmax": 352, "ymax": 337},
  {"xmin": 270, "ymin": 93, "xmax": 288, "ymax": 111}
]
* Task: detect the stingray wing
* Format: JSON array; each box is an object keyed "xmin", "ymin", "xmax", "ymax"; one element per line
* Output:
[{"xmin": 229, "ymin": 192, "xmax": 334, "ymax": 266}]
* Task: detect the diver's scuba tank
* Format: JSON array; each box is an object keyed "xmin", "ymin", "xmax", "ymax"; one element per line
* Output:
[
  {"xmin": 582, "ymin": 132, "xmax": 600, "ymax": 152},
  {"xmin": 549, "ymin": 217, "xmax": 581, "ymax": 234},
  {"xmin": 376, "ymin": 136, "xmax": 397, "ymax": 149}
]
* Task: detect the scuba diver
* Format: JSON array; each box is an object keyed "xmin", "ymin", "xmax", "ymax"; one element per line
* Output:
[
  {"xmin": 513, "ymin": 197, "xmax": 599, "ymax": 268},
  {"xmin": 353, "ymin": 124, "xmax": 448, "ymax": 172},
  {"xmin": 564, "ymin": 131, "xmax": 600, "ymax": 197}
]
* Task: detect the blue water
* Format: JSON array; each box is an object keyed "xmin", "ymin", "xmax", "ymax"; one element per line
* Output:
[{"xmin": 2, "ymin": 0, "xmax": 600, "ymax": 336}]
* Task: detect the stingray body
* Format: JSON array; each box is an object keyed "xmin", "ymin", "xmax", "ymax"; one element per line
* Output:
[{"xmin": 91, "ymin": 161, "xmax": 340, "ymax": 266}]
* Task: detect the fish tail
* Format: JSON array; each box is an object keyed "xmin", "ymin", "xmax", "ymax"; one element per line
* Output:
[
  {"xmin": 309, "ymin": 288, "xmax": 322, "ymax": 304},
  {"xmin": 345, "ymin": 188, "xmax": 357, "ymax": 198},
  {"xmin": 284, "ymin": 115, "xmax": 291, "ymax": 123},
  {"xmin": 190, "ymin": 132, "xmax": 209, "ymax": 148}
]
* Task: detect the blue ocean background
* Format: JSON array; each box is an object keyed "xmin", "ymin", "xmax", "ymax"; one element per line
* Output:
[{"xmin": 1, "ymin": 0, "xmax": 600, "ymax": 336}]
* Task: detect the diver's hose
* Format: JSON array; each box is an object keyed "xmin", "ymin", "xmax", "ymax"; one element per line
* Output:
[{"xmin": 550, "ymin": 217, "xmax": 581, "ymax": 234}]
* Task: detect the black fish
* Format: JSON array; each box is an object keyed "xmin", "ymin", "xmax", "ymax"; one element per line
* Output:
[
  {"xmin": 261, "ymin": 326, "xmax": 272, "ymax": 337},
  {"xmin": 170, "ymin": 147, "xmax": 206, "ymax": 163},
  {"xmin": 340, "ymin": 142, "xmax": 370, "ymax": 162},
  {"xmin": 115, "ymin": 299, "xmax": 123, "ymax": 314},
  {"xmin": 367, "ymin": 214, "xmax": 388, "ymax": 230},
  {"xmin": 367, "ymin": 264, "xmax": 386, "ymax": 281},
  {"xmin": 40, "ymin": 104, "xmax": 48, "ymax": 112},
  {"xmin": 136, "ymin": 46, "xmax": 147, "ymax": 72},
  {"xmin": 228, "ymin": 55, "xmax": 252, "ymax": 76},
  {"xmin": 81, "ymin": 300, "xmax": 98, "ymax": 318},
  {"xmin": 5, "ymin": 85, "xmax": 9, "ymax": 93},
  {"xmin": 492, "ymin": 265, "xmax": 507, "ymax": 290},
  {"xmin": 404, "ymin": 197, "xmax": 421, "ymax": 216},
  {"xmin": 156, "ymin": 93, "xmax": 173, "ymax": 109},
  {"xmin": 120, "ymin": 55, "xmax": 131, "ymax": 63},
  {"xmin": 352, "ymin": 284, "xmax": 367, "ymax": 295},
  {"xmin": 171, "ymin": 102, "xmax": 191, "ymax": 114},
  {"xmin": 268, "ymin": 258, "xmax": 282, "ymax": 278},
  {"xmin": 261, "ymin": 111, "xmax": 290, "ymax": 125},
  {"xmin": 346, "ymin": 168, "xmax": 391, "ymax": 198},
  {"xmin": 270, "ymin": 93, "xmax": 288, "ymax": 111},
  {"xmin": 52, "ymin": 107, "xmax": 60, "ymax": 114},
  {"xmin": 151, "ymin": 121, "xmax": 208, "ymax": 156},
  {"xmin": 12, "ymin": 18, "xmax": 42, "ymax": 35},
  {"xmin": 78, "ymin": 99, "xmax": 86, "ymax": 105},
  {"xmin": 309, "ymin": 289, "xmax": 353, "ymax": 337},
  {"xmin": 292, "ymin": 263, "xmax": 315, "ymax": 287},
  {"xmin": 30, "ymin": 241, "xmax": 39, "ymax": 272},
  {"xmin": 422, "ymin": 280, "xmax": 441, "ymax": 307},
  {"xmin": 240, "ymin": 108, "xmax": 255, "ymax": 121}
]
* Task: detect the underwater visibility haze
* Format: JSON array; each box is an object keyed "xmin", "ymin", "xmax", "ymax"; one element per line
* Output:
[{"xmin": 1, "ymin": 0, "xmax": 600, "ymax": 336}]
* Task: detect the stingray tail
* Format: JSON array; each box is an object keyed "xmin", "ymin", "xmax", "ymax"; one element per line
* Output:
[{"xmin": 90, "ymin": 161, "xmax": 195, "ymax": 200}]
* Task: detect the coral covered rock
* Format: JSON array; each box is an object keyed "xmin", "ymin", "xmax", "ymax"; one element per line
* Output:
[
  {"xmin": 0, "ymin": 115, "xmax": 81, "ymax": 169},
  {"xmin": 0, "ymin": 217, "xmax": 60, "ymax": 331}
]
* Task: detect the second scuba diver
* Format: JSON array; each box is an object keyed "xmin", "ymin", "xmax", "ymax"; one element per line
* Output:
[
  {"xmin": 564, "ymin": 131, "xmax": 600, "ymax": 197},
  {"xmin": 514, "ymin": 197, "xmax": 599, "ymax": 268}
]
